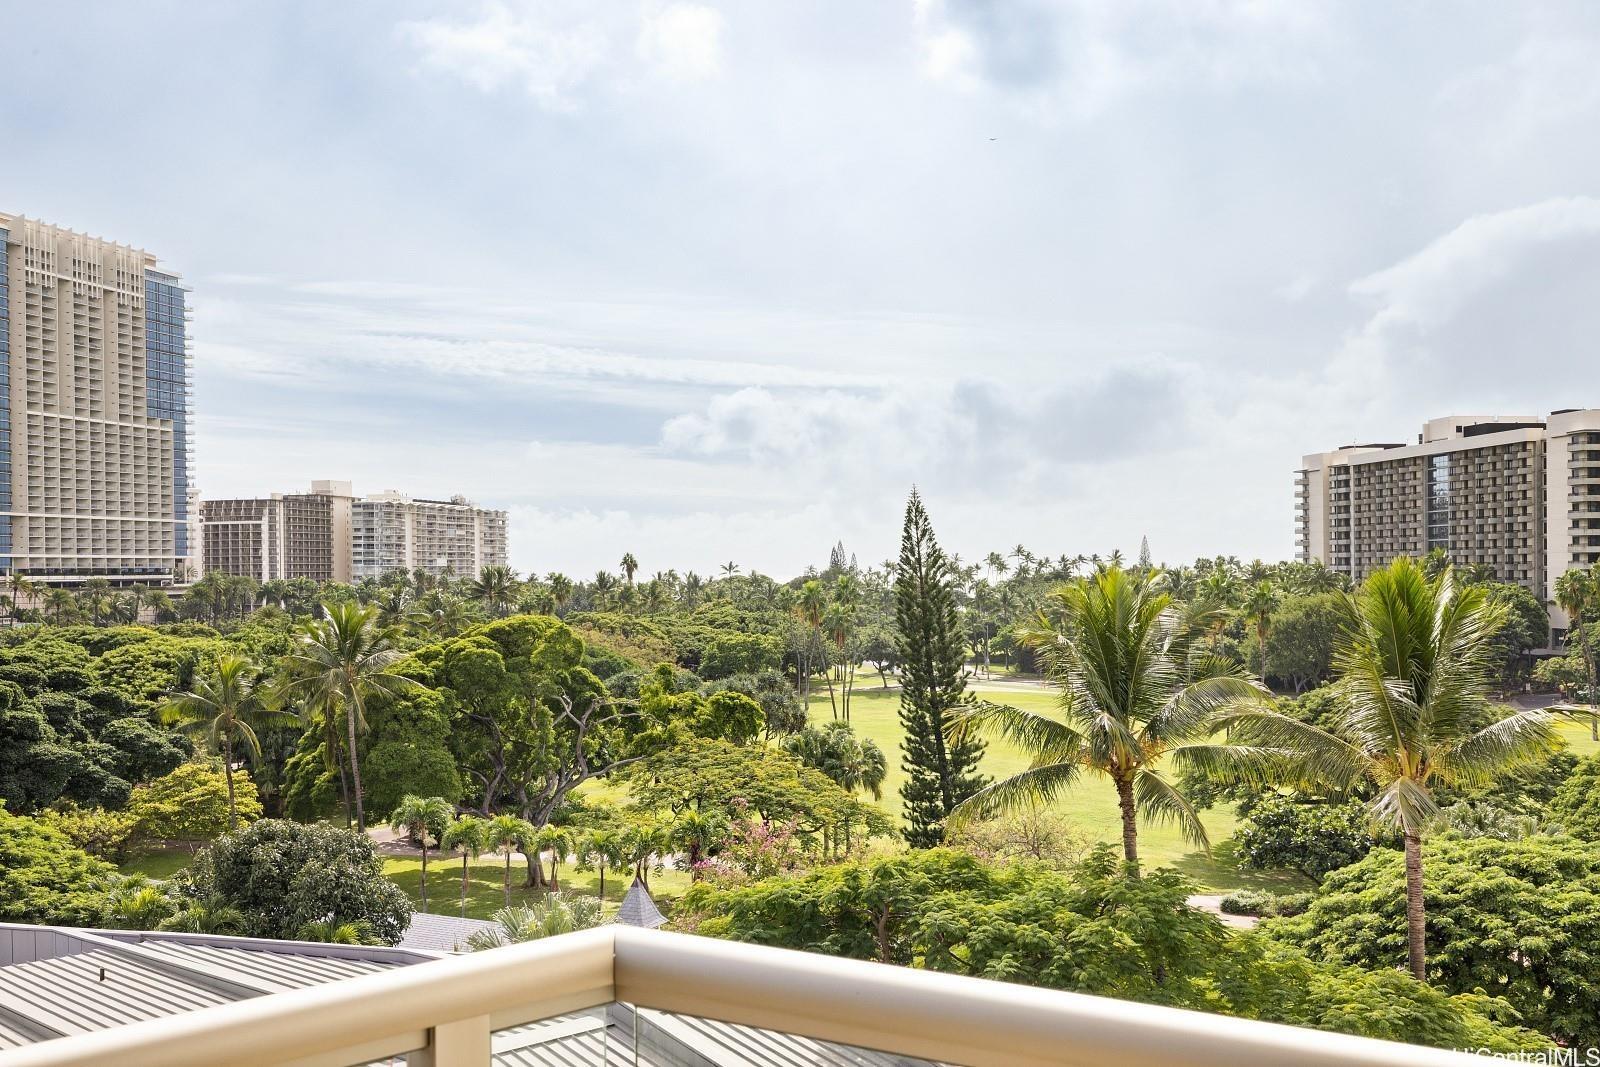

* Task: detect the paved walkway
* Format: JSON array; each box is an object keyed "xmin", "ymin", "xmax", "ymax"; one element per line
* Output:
[{"xmin": 1186, "ymin": 895, "xmax": 1258, "ymax": 930}]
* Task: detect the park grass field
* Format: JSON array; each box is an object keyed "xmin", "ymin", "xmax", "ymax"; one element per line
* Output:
[
  {"xmin": 382, "ymin": 855, "xmax": 691, "ymax": 921},
  {"xmin": 828, "ymin": 682, "xmax": 1305, "ymax": 892},
  {"xmin": 824, "ymin": 680, "xmax": 1600, "ymax": 892},
  {"xmin": 118, "ymin": 847, "xmax": 195, "ymax": 880}
]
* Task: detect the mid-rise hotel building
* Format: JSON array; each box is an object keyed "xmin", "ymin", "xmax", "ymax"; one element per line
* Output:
[
  {"xmin": 1296, "ymin": 410, "xmax": 1600, "ymax": 639},
  {"xmin": 201, "ymin": 484, "xmax": 507, "ymax": 584},
  {"xmin": 0, "ymin": 213, "xmax": 194, "ymax": 584},
  {"xmin": 351, "ymin": 491, "xmax": 508, "ymax": 581},
  {"xmin": 199, "ymin": 480, "xmax": 355, "ymax": 583}
]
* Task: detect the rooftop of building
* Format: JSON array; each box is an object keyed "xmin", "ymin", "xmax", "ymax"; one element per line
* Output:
[{"xmin": 0, "ymin": 924, "xmax": 1495, "ymax": 1067}]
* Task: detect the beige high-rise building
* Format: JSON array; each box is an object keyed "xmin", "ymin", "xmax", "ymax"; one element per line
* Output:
[
  {"xmin": 199, "ymin": 480, "xmax": 356, "ymax": 583},
  {"xmin": 351, "ymin": 491, "xmax": 508, "ymax": 581},
  {"xmin": 0, "ymin": 213, "xmax": 194, "ymax": 584},
  {"xmin": 1296, "ymin": 410, "xmax": 1600, "ymax": 641}
]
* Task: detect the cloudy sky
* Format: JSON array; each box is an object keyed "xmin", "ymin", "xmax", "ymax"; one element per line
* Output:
[{"xmin": 6, "ymin": 1, "xmax": 1600, "ymax": 578}]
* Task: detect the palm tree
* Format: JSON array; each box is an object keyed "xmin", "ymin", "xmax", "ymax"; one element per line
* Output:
[
  {"xmin": 43, "ymin": 587, "xmax": 75, "ymax": 624},
  {"xmin": 575, "ymin": 828, "xmax": 627, "ymax": 899},
  {"xmin": 486, "ymin": 814, "xmax": 533, "ymax": 907},
  {"xmin": 296, "ymin": 920, "xmax": 377, "ymax": 945},
  {"xmin": 619, "ymin": 553, "xmax": 639, "ymax": 586},
  {"xmin": 1243, "ymin": 581, "xmax": 1280, "ymax": 682},
  {"xmin": 442, "ymin": 815, "xmax": 489, "ymax": 916},
  {"xmin": 278, "ymin": 601, "xmax": 416, "ymax": 831},
  {"xmin": 950, "ymin": 566, "xmax": 1268, "ymax": 864},
  {"xmin": 464, "ymin": 896, "xmax": 605, "ymax": 950},
  {"xmin": 783, "ymin": 721, "xmax": 887, "ymax": 800},
  {"xmin": 189, "ymin": 571, "xmax": 228, "ymax": 622},
  {"xmin": 161, "ymin": 654, "xmax": 295, "ymax": 830},
  {"xmin": 669, "ymin": 810, "xmax": 728, "ymax": 878},
  {"xmin": 1554, "ymin": 567, "xmax": 1599, "ymax": 740},
  {"xmin": 389, "ymin": 795, "xmax": 454, "ymax": 913},
  {"xmin": 473, "ymin": 565, "xmax": 518, "ymax": 618},
  {"xmin": 532, "ymin": 825, "xmax": 573, "ymax": 891},
  {"xmin": 4, "ymin": 573, "xmax": 34, "ymax": 626},
  {"xmin": 546, "ymin": 573, "xmax": 574, "ymax": 614},
  {"xmin": 720, "ymin": 561, "xmax": 740, "ymax": 580},
  {"xmin": 79, "ymin": 577, "xmax": 114, "ymax": 625},
  {"xmin": 1220, "ymin": 559, "xmax": 1561, "ymax": 981},
  {"xmin": 795, "ymin": 579, "xmax": 828, "ymax": 709}
]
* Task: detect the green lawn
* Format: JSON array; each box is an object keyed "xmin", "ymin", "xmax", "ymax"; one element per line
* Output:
[
  {"xmin": 118, "ymin": 848, "xmax": 195, "ymax": 880},
  {"xmin": 1557, "ymin": 712, "xmax": 1600, "ymax": 757},
  {"xmin": 384, "ymin": 855, "xmax": 691, "ymax": 921},
  {"xmin": 828, "ymin": 683, "xmax": 1289, "ymax": 891},
  {"xmin": 826, "ymin": 682, "xmax": 1600, "ymax": 892}
]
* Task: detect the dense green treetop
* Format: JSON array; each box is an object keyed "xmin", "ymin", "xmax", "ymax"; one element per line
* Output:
[
  {"xmin": 0, "ymin": 803, "xmax": 119, "ymax": 925},
  {"xmin": 180, "ymin": 819, "xmax": 412, "ymax": 945},
  {"xmin": 1266, "ymin": 833, "xmax": 1600, "ymax": 1047},
  {"xmin": 678, "ymin": 848, "xmax": 1545, "ymax": 1052},
  {"xmin": 1547, "ymin": 753, "xmax": 1600, "ymax": 840}
]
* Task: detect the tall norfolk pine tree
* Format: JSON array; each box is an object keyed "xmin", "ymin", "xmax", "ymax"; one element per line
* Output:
[{"xmin": 894, "ymin": 490, "xmax": 987, "ymax": 847}]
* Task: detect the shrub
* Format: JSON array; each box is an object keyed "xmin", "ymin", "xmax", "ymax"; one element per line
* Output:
[
  {"xmin": 1236, "ymin": 797, "xmax": 1381, "ymax": 881},
  {"xmin": 181, "ymin": 819, "xmax": 412, "ymax": 944},
  {"xmin": 1219, "ymin": 890, "xmax": 1312, "ymax": 918}
]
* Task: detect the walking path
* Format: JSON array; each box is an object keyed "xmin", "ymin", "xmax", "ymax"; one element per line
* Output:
[{"xmin": 1186, "ymin": 895, "xmax": 1258, "ymax": 930}]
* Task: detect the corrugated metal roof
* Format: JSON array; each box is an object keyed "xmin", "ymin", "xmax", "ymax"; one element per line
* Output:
[
  {"xmin": 0, "ymin": 924, "xmax": 419, "ymax": 1052},
  {"xmin": 131, "ymin": 940, "xmax": 397, "ymax": 992},
  {"xmin": 400, "ymin": 912, "xmax": 500, "ymax": 953},
  {"xmin": 483, "ymin": 1006, "xmax": 944, "ymax": 1067},
  {"xmin": 0, "ymin": 950, "xmax": 233, "ymax": 1037}
]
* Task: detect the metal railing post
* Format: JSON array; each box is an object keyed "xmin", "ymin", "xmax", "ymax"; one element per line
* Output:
[{"xmin": 407, "ymin": 1015, "xmax": 490, "ymax": 1067}]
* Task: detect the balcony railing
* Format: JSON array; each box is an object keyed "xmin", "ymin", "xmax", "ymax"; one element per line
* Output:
[{"xmin": 0, "ymin": 927, "xmax": 1499, "ymax": 1067}]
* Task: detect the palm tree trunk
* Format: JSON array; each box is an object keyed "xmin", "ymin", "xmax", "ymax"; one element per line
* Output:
[
  {"xmin": 326, "ymin": 718, "xmax": 351, "ymax": 827},
  {"xmin": 460, "ymin": 855, "xmax": 470, "ymax": 916},
  {"xmin": 1577, "ymin": 623, "xmax": 1599, "ymax": 740},
  {"xmin": 420, "ymin": 842, "xmax": 429, "ymax": 913},
  {"xmin": 1258, "ymin": 622, "xmax": 1269, "ymax": 682},
  {"xmin": 346, "ymin": 693, "xmax": 366, "ymax": 832},
  {"xmin": 1114, "ymin": 774, "xmax": 1139, "ymax": 865},
  {"xmin": 826, "ymin": 651, "xmax": 839, "ymax": 721},
  {"xmin": 503, "ymin": 853, "xmax": 511, "ymax": 907},
  {"xmin": 1404, "ymin": 830, "xmax": 1427, "ymax": 981},
  {"xmin": 598, "ymin": 867, "xmax": 605, "ymax": 899},
  {"xmin": 223, "ymin": 734, "xmax": 238, "ymax": 832}
]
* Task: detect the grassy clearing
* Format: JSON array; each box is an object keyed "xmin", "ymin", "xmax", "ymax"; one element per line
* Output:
[
  {"xmin": 383, "ymin": 855, "xmax": 691, "ymax": 921},
  {"xmin": 828, "ymin": 682, "xmax": 1281, "ymax": 890},
  {"xmin": 1557, "ymin": 713, "xmax": 1600, "ymax": 757},
  {"xmin": 118, "ymin": 848, "xmax": 195, "ymax": 880}
]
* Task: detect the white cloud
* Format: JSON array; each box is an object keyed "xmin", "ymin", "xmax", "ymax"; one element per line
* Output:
[
  {"xmin": 399, "ymin": 1, "xmax": 610, "ymax": 111},
  {"xmin": 1350, "ymin": 197, "xmax": 1600, "ymax": 332},
  {"xmin": 399, "ymin": 0, "xmax": 725, "ymax": 109},
  {"xmin": 1274, "ymin": 276, "xmax": 1317, "ymax": 302},
  {"xmin": 637, "ymin": 3, "xmax": 724, "ymax": 82},
  {"xmin": 912, "ymin": 0, "xmax": 1329, "ymax": 117},
  {"xmin": 1438, "ymin": 36, "xmax": 1600, "ymax": 152}
]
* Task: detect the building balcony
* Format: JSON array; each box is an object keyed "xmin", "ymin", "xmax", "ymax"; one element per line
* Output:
[{"xmin": 0, "ymin": 926, "xmax": 1500, "ymax": 1067}]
